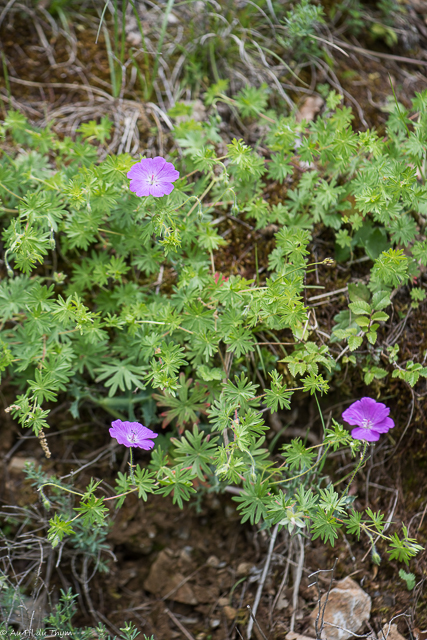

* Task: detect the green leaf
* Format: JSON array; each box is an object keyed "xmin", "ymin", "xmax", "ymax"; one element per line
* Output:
[
  {"xmin": 95, "ymin": 358, "xmax": 146, "ymax": 397},
  {"xmin": 363, "ymin": 365, "xmax": 388, "ymax": 385},
  {"xmin": 133, "ymin": 466, "xmax": 157, "ymax": 500},
  {"xmin": 77, "ymin": 116, "xmax": 113, "ymax": 144},
  {"xmin": 366, "ymin": 330, "xmax": 377, "ymax": 345},
  {"xmin": 156, "ymin": 466, "xmax": 197, "ymax": 509},
  {"xmin": 281, "ymin": 438, "xmax": 316, "ymax": 472},
  {"xmin": 225, "ymin": 327, "xmax": 255, "ymax": 358},
  {"xmin": 311, "ymin": 509, "xmax": 342, "ymax": 546},
  {"xmin": 114, "ymin": 471, "xmax": 133, "ymax": 508},
  {"xmin": 48, "ymin": 514, "xmax": 75, "ymax": 548},
  {"xmin": 172, "ymin": 425, "xmax": 219, "ymax": 480},
  {"xmin": 232, "ymin": 477, "xmax": 269, "ymax": 525},
  {"xmin": 348, "ymin": 283, "xmax": 370, "ymax": 303},
  {"xmin": 264, "ymin": 371, "xmax": 293, "ymax": 412},
  {"xmin": 302, "ymin": 372, "xmax": 329, "ymax": 395},
  {"xmin": 399, "ymin": 569, "xmax": 416, "ymax": 591},
  {"xmin": 227, "ymin": 138, "xmax": 265, "ymax": 180},
  {"xmin": 371, "ymin": 311, "xmax": 389, "ymax": 322},
  {"xmin": 153, "ymin": 373, "xmax": 209, "ymax": 429},
  {"xmin": 74, "ymin": 494, "xmax": 109, "ymax": 528},
  {"xmin": 371, "ymin": 290, "xmax": 391, "ymax": 311},
  {"xmin": 371, "ymin": 249, "xmax": 409, "ymax": 287},
  {"xmin": 345, "ymin": 509, "xmax": 363, "ymax": 540},
  {"xmin": 348, "ymin": 335, "xmax": 363, "ymax": 351},
  {"xmin": 223, "ymin": 374, "xmax": 259, "ymax": 411},
  {"xmin": 355, "ymin": 316, "xmax": 370, "ymax": 328},
  {"xmin": 387, "ymin": 526, "xmax": 424, "ymax": 565},
  {"xmin": 319, "ymin": 485, "xmax": 347, "ymax": 515},
  {"xmin": 235, "ymin": 84, "xmax": 269, "ymax": 118},
  {"xmin": 349, "ymin": 300, "xmax": 371, "ymax": 315}
]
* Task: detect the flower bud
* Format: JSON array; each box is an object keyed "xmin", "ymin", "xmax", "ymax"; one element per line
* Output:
[{"xmin": 371, "ymin": 547, "xmax": 381, "ymax": 565}]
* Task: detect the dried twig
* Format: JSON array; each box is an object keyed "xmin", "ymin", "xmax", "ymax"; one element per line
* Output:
[
  {"xmin": 290, "ymin": 535, "xmax": 305, "ymax": 632},
  {"xmin": 164, "ymin": 607, "xmax": 196, "ymax": 640},
  {"xmin": 309, "ymin": 559, "xmax": 338, "ymax": 640},
  {"xmin": 271, "ymin": 533, "xmax": 293, "ymax": 621},
  {"xmin": 247, "ymin": 522, "xmax": 279, "ymax": 639}
]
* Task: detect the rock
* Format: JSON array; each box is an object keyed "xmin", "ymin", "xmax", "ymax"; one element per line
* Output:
[
  {"xmin": 308, "ymin": 576, "xmax": 371, "ymax": 640},
  {"xmin": 167, "ymin": 11, "xmax": 179, "ymax": 24},
  {"xmin": 207, "ymin": 555, "xmax": 220, "ymax": 568},
  {"xmin": 276, "ymin": 593, "xmax": 290, "ymax": 611},
  {"xmin": 143, "ymin": 549, "xmax": 198, "ymax": 605},
  {"xmin": 125, "ymin": 15, "xmax": 143, "ymax": 46},
  {"xmin": 192, "ymin": 584, "xmax": 219, "ymax": 603},
  {"xmin": 126, "ymin": 30, "xmax": 142, "ymax": 47},
  {"xmin": 9, "ymin": 457, "xmax": 36, "ymax": 472},
  {"xmin": 380, "ymin": 624, "xmax": 406, "ymax": 640},
  {"xmin": 296, "ymin": 96, "xmax": 324, "ymax": 123},
  {"xmin": 224, "ymin": 605, "xmax": 237, "ymax": 621},
  {"xmin": 236, "ymin": 562, "xmax": 255, "ymax": 576}
]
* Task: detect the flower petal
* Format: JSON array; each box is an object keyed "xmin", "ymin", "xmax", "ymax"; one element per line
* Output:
[
  {"xmin": 129, "ymin": 179, "xmax": 151, "ymax": 197},
  {"xmin": 149, "ymin": 181, "xmax": 174, "ymax": 197},
  {"xmin": 351, "ymin": 427, "xmax": 381, "ymax": 442},
  {"xmin": 136, "ymin": 439, "xmax": 156, "ymax": 450},
  {"xmin": 127, "ymin": 163, "xmax": 144, "ymax": 179},
  {"xmin": 127, "ymin": 158, "xmax": 155, "ymax": 179},
  {"xmin": 369, "ymin": 416, "xmax": 394, "ymax": 433},
  {"xmin": 342, "ymin": 397, "xmax": 391, "ymax": 428},
  {"xmin": 157, "ymin": 161, "xmax": 180, "ymax": 182},
  {"xmin": 136, "ymin": 425, "xmax": 158, "ymax": 440},
  {"xmin": 151, "ymin": 156, "xmax": 167, "ymax": 175},
  {"xmin": 359, "ymin": 397, "xmax": 390, "ymax": 425},
  {"xmin": 342, "ymin": 400, "xmax": 367, "ymax": 426},
  {"xmin": 109, "ymin": 426, "xmax": 131, "ymax": 447}
]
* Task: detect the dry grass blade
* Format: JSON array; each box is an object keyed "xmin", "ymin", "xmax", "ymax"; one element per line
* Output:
[
  {"xmin": 334, "ymin": 39, "xmax": 427, "ymax": 67},
  {"xmin": 8, "ymin": 76, "xmax": 114, "ymax": 101}
]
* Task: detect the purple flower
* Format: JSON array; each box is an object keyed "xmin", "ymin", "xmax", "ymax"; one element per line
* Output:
[
  {"xmin": 342, "ymin": 397, "xmax": 395, "ymax": 442},
  {"xmin": 127, "ymin": 156, "xmax": 179, "ymax": 198},
  {"xmin": 109, "ymin": 420, "xmax": 158, "ymax": 450}
]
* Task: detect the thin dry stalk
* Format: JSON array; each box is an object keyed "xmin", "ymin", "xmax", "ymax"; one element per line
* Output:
[
  {"xmin": 290, "ymin": 534, "xmax": 305, "ymax": 632},
  {"xmin": 309, "ymin": 558, "xmax": 338, "ymax": 640},
  {"xmin": 247, "ymin": 522, "xmax": 279, "ymax": 639}
]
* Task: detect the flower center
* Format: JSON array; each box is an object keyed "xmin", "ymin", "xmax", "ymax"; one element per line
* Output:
[
  {"xmin": 149, "ymin": 173, "xmax": 157, "ymax": 185},
  {"xmin": 362, "ymin": 418, "xmax": 373, "ymax": 430},
  {"xmin": 129, "ymin": 429, "xmax": 137, "ymax": 443}
]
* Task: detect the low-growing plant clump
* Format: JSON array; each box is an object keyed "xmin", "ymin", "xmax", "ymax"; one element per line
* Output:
[{"xmin": 1, "ymin": 0, "xmax": 427, "ymax": 635}]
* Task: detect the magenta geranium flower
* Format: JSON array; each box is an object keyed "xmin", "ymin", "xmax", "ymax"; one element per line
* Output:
[
  {"xmin": 109, "ymin": 420, "xmax": 158, "ymax": 450},
  {"xmin": 342, "ymin": 397, "xmax": 395, "ymax": 442},
  {"xmin": 127, "ymin": 156, "xmax": 179, "ymax": 197}
]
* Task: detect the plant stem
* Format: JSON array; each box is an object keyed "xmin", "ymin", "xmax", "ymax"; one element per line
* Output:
[
  {"xmin": 129, "ymin": 447, "xmax": 136, "ymax": 484},
  {"xmin": 342, "ymin": 441, "xmax": 368, "ymax": 498}
]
